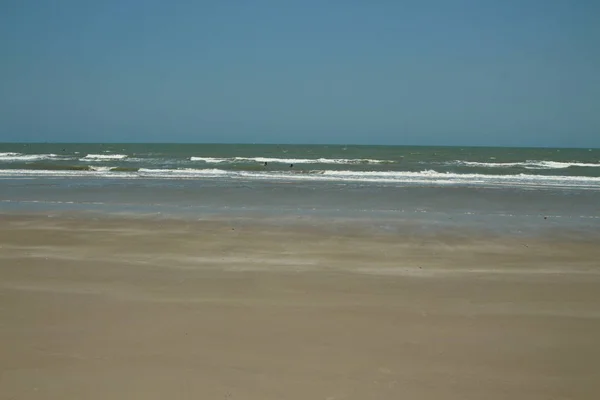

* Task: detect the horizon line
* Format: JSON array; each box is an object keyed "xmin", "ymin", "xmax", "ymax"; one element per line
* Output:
[{"xmin": 1, "ymin": 141, "xmax": 598, "ymax": 150}]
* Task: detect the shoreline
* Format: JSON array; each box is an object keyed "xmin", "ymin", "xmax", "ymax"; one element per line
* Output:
[{"xmin": 2, "ymin": 208, "xmax": 599, "ymax": 239}]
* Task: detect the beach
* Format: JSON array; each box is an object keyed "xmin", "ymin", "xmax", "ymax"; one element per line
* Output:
[
  {"xmin": 2, "ymin": 213, "xmax": 599, "ymax": 399},
  {"xmin": 3, "ymin": 0, "xmax": 600, "ymax": 396}
]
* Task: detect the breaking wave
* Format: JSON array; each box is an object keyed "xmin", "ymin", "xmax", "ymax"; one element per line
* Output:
[
  {"xmin": 0, "ymin": 153, "xmax": 69, "ymax": 162},
  {"xmin": 450, "ymin": 160, "xmax": 600, "ymax": 169},
  {"xmin": 0, "ymin": 167, "xmax": 598, "ymax": 189},
  {"xmin": 82, "ymin": 154, "xmax": 128, "ymax": 161},
  {"xmin": 190, "ymin": 156, "xmax": 393, "ymax": 164}
]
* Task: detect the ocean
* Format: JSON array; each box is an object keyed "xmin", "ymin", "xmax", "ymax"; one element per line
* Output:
[{"xmin": 1, "ymin": 143, "xmax": 599, "ymax": 235}]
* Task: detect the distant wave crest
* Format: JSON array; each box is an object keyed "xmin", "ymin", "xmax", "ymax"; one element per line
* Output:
[
  {"xmin": 190, "ymin": 156, "xmax": 393, "ymax": 164},
  {"xmin": 451, "ymin": 160, "xmax": 600, "ymax": 169},
  {"xmin": 83, "ymin": 154, "xmax": 128, "ymax": 160},
  {"xmin": 0, "ymin": 152, "xmax": 68, "ymax": 162}
]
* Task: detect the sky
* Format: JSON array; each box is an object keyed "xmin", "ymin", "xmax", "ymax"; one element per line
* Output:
[{"xmin": 1, "ymin": 0, "xmax": 599, "ymax": 147}]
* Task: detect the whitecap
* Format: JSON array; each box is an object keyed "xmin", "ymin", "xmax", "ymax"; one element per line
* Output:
[
  {"xmin": 451, "ymin": 160, "xmax": 600, "ymax": 169},
  {"xmin": 190, "ymin": 156, "xmax": 393, "ymax": 164},
  {"xmin": 0, "ymin": 153, "xmax": 67, "ymax": 161},
  {"xmin": 82, "ymin": 154, "xmax": 128, "ymax": 160}
]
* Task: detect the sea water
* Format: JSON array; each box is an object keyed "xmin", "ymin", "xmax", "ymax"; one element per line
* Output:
[{"xmin": 1, "ymin": 143, "xmax": 599, "ymax": 236}]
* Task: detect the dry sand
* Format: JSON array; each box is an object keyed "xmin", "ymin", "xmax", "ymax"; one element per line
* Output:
[{"xmin": 1, "ymin": 213, "xmax": 599, "ymax": 399}]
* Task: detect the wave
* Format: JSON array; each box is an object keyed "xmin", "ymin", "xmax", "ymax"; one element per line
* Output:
[
  {"xmin": 1, "ymin": 168, "xmax": 599, "ymax": 189},
  {"xmin": 0, "ymin": 153, "xmax": 70, "ymax": 162},
  {"xmin": 139, "ymin": 168, "xmax": 228, "ymax": 176},
  {"xmin": 451, "ymin": 160, "xmax": 600, "ymax": 169},
  {"xmin": 27, "ymin": 163, "xmax": 93, "ymax": 171},
  {"xmin": 109, "ymin": 166, "xmax": 140, "ymax": 172},
  {"xmin": 310, "ymin": 170, "xmax": 600, "ymax": 186},
  {"xmin": 190, "ymin": 156, "xmax": 393, "ymax": 164},
  {"xmin": 83, "ymin": 154, "xmax": 128, "ymax": 160},
  {"xmin": 189, "ymin": 157, "xmax": 230, "ymax": 163}
]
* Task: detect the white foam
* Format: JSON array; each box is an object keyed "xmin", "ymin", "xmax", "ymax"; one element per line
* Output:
[
  {"xmin": 236, "ymin": 157, "xmax": 392, "ymax": 164},
  {"xmin": 452, "ymin": 161, "xmax": 523, "ymax": 168},
  {"xmin": 0, "ymin": 169, "xmax": 104, "ymax": 177},
  {"xmin": 190, "ymin": 157, "xmax": 230, "ymax": 163},
  {"xmin": 528, "ymin": 161, "xmax": 600, "ymax": 169},
  {"xmin": 0, "ymin": 153, "xmax": 67, "ymax": 161},
  {"xmin": 452, "ymin": 160, "xmax": 600, "ymax": 169},
  {"xmin": 190, "ymin": 156, "xmax": 391, "ymax": 164},
  {"xmin": 0, "ymin": 168, "xmax": 599, "ymax": 189},
  {"xmin": 83, "ymin": 154, "xmax": 128, "ymax": 160},
  {"xmin": 318, "ymin": 169, "xmax": 600, "ymax": 184},
  {"xmin": 138, "ymin": 168, "xmax": 228, "ymax": 177},
  {"xmin": 89, "ymin": 166, "xmax": 112, "ymax": 172}
]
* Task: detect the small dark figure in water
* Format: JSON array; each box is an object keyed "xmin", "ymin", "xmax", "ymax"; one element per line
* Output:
[
  {"xmin": 290, "ymin": 164, "xmax": 294, "ymax": 168},
  {"xmin": 264, "ymin": 162, "xmax": 267, "ymax": 166}
]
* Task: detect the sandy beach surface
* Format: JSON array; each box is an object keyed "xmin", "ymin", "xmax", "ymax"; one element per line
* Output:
[{"xmin": 1, "ymin": 213, "xmax": 599, "ymax": 399}]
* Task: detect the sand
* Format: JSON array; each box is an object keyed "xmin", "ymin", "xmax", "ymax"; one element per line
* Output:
[{"xmin": 1, "ymin": 213, "xmax": 599, "ymax": 399}]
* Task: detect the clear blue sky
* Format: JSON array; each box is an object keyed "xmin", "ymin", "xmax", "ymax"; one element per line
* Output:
[{"xmin": 1, "ymin": 0, "xmax": 599, "ymax": 147}]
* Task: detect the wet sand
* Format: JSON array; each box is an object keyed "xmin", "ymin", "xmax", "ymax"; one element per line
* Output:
[{"xmin": 1, "ymin": 213, "xmax": 599, "ymax": 399}]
